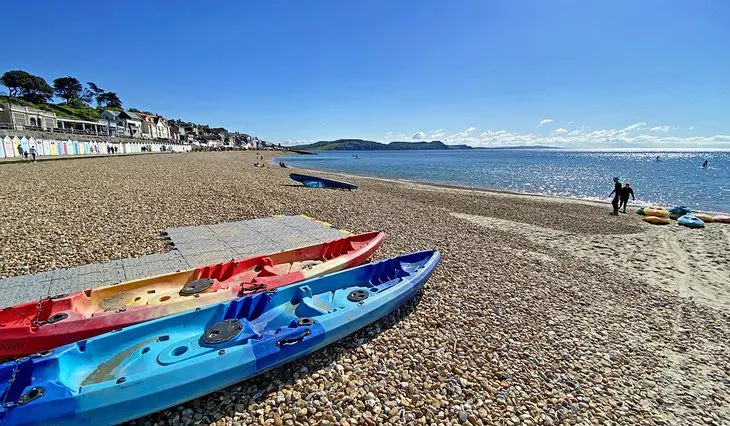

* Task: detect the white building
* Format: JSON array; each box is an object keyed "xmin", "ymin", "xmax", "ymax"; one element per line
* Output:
[
  {"xmin": 0, "ymin": 103, "xmax": 57, "ymax": 130},
  {"xmin": 138, "ymin": 113, "xmax": 171, "ymax": 140},
  {"xmin": 101, "ymin": 110, "xmax": 143, "ymax": 138}
]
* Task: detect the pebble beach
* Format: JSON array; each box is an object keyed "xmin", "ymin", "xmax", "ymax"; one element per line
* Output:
[{"xmin": 0, "ymin": 151, "xmax": 728, "ymax": 425}]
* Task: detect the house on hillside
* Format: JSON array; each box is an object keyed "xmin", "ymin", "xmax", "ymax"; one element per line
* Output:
[
  {"xmin": 202, "ymin": 133, "xmax": 222, "ymax": 147},
  {"xmin": 101, "ymin": 110, "xmax": 143, "ymax": 138},
  {"xmin": 180, "ymin": 122, "xmax": 199, "ymax": 142},
  {"xmin": 0, "ymin": 103, "xmax": 57, "ymax": 130},
  {"xmin": 138, "ymin": 113, "xmax": 171, "ymax": 140},
  {"xmin": 168, "ymin": 122, "xmax": 181, "ymax": 142}
]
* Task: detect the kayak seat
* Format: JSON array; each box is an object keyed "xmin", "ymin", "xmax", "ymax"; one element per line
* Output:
[
  {"xmin": 295, "ymin": 295, "xmax": 330, "ymax": 317},
  {"xmin": 253, "ymin": 258, "xmax": 280, "ymax": 277}
]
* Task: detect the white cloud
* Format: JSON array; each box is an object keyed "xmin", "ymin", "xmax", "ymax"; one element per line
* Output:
[
  {"xmin": 412, "ymin": 132, "xmax": 426, "ymax": 140},
  {"xmin": 378, "ymin": 122, "xmax": 730, "ymax": 148},
  {"xmin": 649, "ymin": 126, "xmax": 672, "ymax": 132},
  {"xmin": 689, "ymin": 126, "xmax": 694, "ymax": 130},
  {"xmin": 621, "ymin": 122, "xmax": 647, "ymax": 132},
  {"xmin": 431, "ymin": 129, "xmax": 446, "ymax": 138},
  {"xmin": 444, "ymin": 127, "xmax": 478, "ymax": 143},
  {"xmin": 539, "ymin": 119, "xmax": 553, "ymax": 127}
]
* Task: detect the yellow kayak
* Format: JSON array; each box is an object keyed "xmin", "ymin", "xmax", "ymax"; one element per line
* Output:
[
  {"xmin": 643, "ymin": 206, "xmax": 669, "ymax": 218},
  {"xmin": 694, "ymin": 213, "xmax": 715, "ymax": 223},
  {"xmin": 643, "ymin": 216, "xmax": 670, "ymax": 225}
]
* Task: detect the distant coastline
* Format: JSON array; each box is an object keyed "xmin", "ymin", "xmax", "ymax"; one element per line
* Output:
[
  {"xmin": 288, "ymin": 139, "xmax": 472, "ymax": 151},
  {"xmin": 287, "ymin": 139, "xmax": 562, "ymax": 151}
]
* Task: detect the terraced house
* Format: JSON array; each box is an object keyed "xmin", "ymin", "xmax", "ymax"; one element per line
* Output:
[
  {"xmin": 100, "ymin": 110, "xmax": 143, "ymax": 138},
  {"xmin": 138, "ymin": 113, "xmax": 171, "ymax": 140}
]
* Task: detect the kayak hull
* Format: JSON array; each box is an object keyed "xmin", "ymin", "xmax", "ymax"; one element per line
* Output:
[
  {"xmin": 0, "ymin": 250, "xmax": 440, "ymax": 425},
  {"xmin": 644, "ymin": 206, "xmax": 669, "ymax": 218},
  {"xmin": 0, "ymin": 232, "xmax": 384, "ymax": 358},
  {"xmin": 289, "ymin": 173, "xmax": 357, "ymax": 190},
  {"xmin": 677, "ymin": 214, "xmax": 705, "ymax": 229},
  {"xmin": 714, "ymin": 215, "xmax": 730, "ymax": 224},
  {"xmin": 643, "ymin": 216, "xmax": 670, "ymax": 225}
]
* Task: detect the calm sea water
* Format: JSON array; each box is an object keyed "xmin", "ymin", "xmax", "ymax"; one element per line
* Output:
[{"xmin": 276, "ymin": 149, "xmax": 730, "ymax": 213}]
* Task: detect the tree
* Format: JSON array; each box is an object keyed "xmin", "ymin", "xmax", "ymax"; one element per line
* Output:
[
  {"xmin": 98, "ymin": 92, "xmax": 122, "ymax": 109},
  {"xmin": 79, "ymin": 88, "xmax": 94, "ymax": 105},
  {"xmin": 86, "ymin": 82, "xmax": 105, "ymax": 106},
  {"xmin": 22, "ymin": 75, "xmax": 54, "ymax": 104},
  {"xmin": 53, "ymin": 77, "xmax": 83, "ymax": 104},
  {"xmin": 1, "ymin": 70, "xmax": 34, "ymax": 98},
  {"xmin": 1, "ymin": 70, "xmax": 54, "ymax": 103}
]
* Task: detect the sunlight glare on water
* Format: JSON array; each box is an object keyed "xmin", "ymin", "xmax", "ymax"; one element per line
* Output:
[{"xmin": 277, "ymin": 149, "xmax": 730, "ymax": 213}]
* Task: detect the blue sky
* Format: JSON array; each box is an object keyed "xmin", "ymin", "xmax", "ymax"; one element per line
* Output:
[{"xmin": 2, "ymin": 1, "xmax": 729, "ymax": 147}]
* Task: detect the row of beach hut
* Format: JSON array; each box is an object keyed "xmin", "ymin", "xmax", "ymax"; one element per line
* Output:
[{"xmin": 1, "ymin": 135, "xmax": 192, "ymax": 159}]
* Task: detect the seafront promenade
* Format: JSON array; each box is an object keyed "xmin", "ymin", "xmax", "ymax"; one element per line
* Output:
[{"xmin": 0, "ymin": 151, "xmax": 728, "ymax": 425}]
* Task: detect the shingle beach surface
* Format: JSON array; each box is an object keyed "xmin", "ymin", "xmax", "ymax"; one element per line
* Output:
[{"xmin": 0, "ymin": 151, "xmax": 727, "ymax": 425}]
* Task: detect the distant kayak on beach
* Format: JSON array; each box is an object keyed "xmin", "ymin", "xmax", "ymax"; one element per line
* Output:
[
  {"xmin": 289, "ymin": 173, "xmax": 358, "ymax": 190},
  {"xmin": 278, "ymin": 149, "xmax": 730, "ymax": 212}
]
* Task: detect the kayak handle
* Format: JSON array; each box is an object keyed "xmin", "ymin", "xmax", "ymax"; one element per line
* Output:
[{"xmin": 276, "ymin": 328, "xmax": 311, "ymax": 347}]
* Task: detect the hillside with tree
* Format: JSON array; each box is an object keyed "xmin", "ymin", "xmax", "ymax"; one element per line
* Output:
[{"xmin": 290, "ymin": 139, "xmax": 473, "ymax": 151}]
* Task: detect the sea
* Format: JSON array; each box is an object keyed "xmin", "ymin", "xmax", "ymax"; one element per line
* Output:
[{"xmin": 276, "ymin": 149, "xmax": 730, "ymax": 213}]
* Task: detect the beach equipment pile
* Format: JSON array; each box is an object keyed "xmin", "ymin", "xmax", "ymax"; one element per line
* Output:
[
  {"xmin": 0, "ymin": 229, "xmax": 440, "ymax": 425},
  {"xmin": 639, "ymin": 204, "xmax": 729, "ymax": 228},
  {"xmin": 641, "ymin": 206, "xmax": 670, "ymax": 224}
]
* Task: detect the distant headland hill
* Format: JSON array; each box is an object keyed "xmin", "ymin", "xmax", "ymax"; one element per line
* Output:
[{"xmin": 288, "ymin": 139, "xmax": 472, "ymax": 151}]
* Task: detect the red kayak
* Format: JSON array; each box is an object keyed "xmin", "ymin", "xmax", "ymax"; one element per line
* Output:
[{"xmin": 0, "ymin": 231, "xmax": 384, "ymax": 358}]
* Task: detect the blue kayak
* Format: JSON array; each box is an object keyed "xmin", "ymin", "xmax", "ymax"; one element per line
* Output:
[
  {"xmin": 0, "ymin": 250, "xmax": 440, "ymax": 425},
  {"xmin": 289, "ymin": 173, "xmax": 358, "ymax": 190},
  {"xmin": 677, "ymin": 214, "xmax": 705, "ymax": 229},
  {"xmin": 669, "ymin": 206, "xmax": 692, "ymax": 220}
]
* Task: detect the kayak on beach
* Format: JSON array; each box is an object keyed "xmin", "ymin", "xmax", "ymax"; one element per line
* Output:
[
  {"xmin": 677, "ymin": 214, "xmax": 705, "ymax": 229},
  {"xmin": 669, "ymin": 206, "xmax": 692, "ymax": 220},
  {"xmin": 0, "ymin": 232, "xmax": 384, "ymax": 358},
  {"xmin": 289, "ymin": 173, "xmax": 358, "ymax": 190},
  {"xmin": 643, "ymin": 216, "xmax": 670, "ymax": 225},
  {"xmin": 643, "ymin": 206, "xmax": 670, "ymax": 218},
  {"xmin": 0, "ymin": 250, "xmax": 440, "ymax": 426}
]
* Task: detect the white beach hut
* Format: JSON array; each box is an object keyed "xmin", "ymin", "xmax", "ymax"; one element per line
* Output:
[{"xmin": 3, "ymin": 136, "xmax": 12, "ymax": 158}]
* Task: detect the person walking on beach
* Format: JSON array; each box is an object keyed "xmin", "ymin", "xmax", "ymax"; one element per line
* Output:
[
  {"xmin": 619, "ymin": 182, "xmax": 635, "ymax": 213},
  {"xmin": 609, "ymin": 177, "xmax": 622, "ymax": 215},
  {"xmin": 30, "ymin": 146, "xmax": 37, "ymax": 162},
  {"xmin": 17, "ymin": 145, "xmax": 24, "ymax": 160}
]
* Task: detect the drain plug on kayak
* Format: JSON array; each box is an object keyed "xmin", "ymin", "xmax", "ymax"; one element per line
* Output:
[
  {"xmin": 297, "ymin": 317, "xmax": 315, "ymax": 326},
  {"xmin": 180, "ymin": 278, "xmax": 214, "ymax": 296},
  {"xmin": 201, "ymin": 319, "xmax": 244, "ymax": 345},
  {"xmin": 17, "ymin": 387, "xmax": 45, "ymax": 405},
  {"xmin": 347, "ymin": 290, "xmax": 369, "ymax": 303}
]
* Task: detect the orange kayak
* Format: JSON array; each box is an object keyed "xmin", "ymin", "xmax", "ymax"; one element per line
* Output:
[{"xmin": 0, "ymin": 231, "xmax": 385, "ymax": 358}]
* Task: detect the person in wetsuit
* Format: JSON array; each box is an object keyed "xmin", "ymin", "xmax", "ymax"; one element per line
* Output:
[
  {"xmin": 609, "ymin": 177, "xmax": 621, "ymax": 215},
  {"xmin": 619, "ymin": 182, "xmax": 635, "ymax": 213},
  {"xmin": 702, "ymin": 159, "xmax": 708, "ymax": 169}
]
